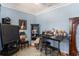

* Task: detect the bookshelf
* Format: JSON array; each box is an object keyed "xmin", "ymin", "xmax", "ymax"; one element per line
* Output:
[{"xmin": 31, "ymin": 24, "xmax": 40, "ymax": 41}]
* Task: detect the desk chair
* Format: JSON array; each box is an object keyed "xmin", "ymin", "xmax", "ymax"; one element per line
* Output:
[{"xmin": 40, "ymin": 40, "xmax": 51, "ymax": 55}]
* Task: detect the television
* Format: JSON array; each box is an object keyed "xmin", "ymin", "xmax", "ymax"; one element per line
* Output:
[{"xmin": 1, "ymin": 24, "xmax": 19, "ymax": 45}]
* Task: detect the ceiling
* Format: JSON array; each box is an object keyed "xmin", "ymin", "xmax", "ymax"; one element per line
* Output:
[{"xmin": 1, "ymin": 3, "xmax": 71, "ymax": 15}]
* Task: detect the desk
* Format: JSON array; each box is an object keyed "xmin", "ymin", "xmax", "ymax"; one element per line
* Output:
[{"xmin": 42, "ymin": 35, "xmax": 64, "ymax": 55}]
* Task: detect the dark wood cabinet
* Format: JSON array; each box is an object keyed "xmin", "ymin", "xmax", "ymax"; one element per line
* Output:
[
  {"xmin": 69, "ymin": 17, "xmax": 79, "ymax": 56},
  {"xmin": 31, "ymin": 24, "xmax": 40, "ymax": 40}
]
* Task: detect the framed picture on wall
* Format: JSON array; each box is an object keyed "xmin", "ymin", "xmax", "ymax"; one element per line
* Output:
[{"xmin": 19, "ymin": 19, "xmax": 27, "ymax": 30}]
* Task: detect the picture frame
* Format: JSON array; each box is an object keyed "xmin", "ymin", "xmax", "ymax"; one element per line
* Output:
[{"xmin": 19, "ymin": 19, "xmax": 27, "ymax": 30}]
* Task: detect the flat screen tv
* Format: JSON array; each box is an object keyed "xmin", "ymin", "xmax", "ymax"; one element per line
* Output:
[{"xmin": 1, "ymin": 24, "xmax": 19, "ymax": 45}]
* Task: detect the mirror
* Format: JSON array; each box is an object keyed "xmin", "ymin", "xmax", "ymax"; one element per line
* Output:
[
  {"xmin": 69, "ymin": 17, "xmax": 79, "ymax": 56},
  {"xmin": 76, "ymin": 25, "xmax": 79, "ymax": 54}
]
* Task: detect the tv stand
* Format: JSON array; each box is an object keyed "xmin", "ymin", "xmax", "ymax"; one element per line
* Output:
[{"xmin": 1, "ymin": 42, "xmax": 19, "ymax": 56}]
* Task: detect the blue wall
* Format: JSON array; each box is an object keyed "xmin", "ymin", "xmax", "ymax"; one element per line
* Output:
[
  {"xmin": 36, "ymin": 4, "xmax": 79, "ymax": 53},
  {"xmin": 36, "ymin": 4, "xmax": 79, "ymax": 34},
  {"xmin": 0, "ymin": 6, "xmax": 36, "ymax": 46},
  {"xmin": 0, "ymin": 5, "xmax": 1, "ymax": 19}
]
